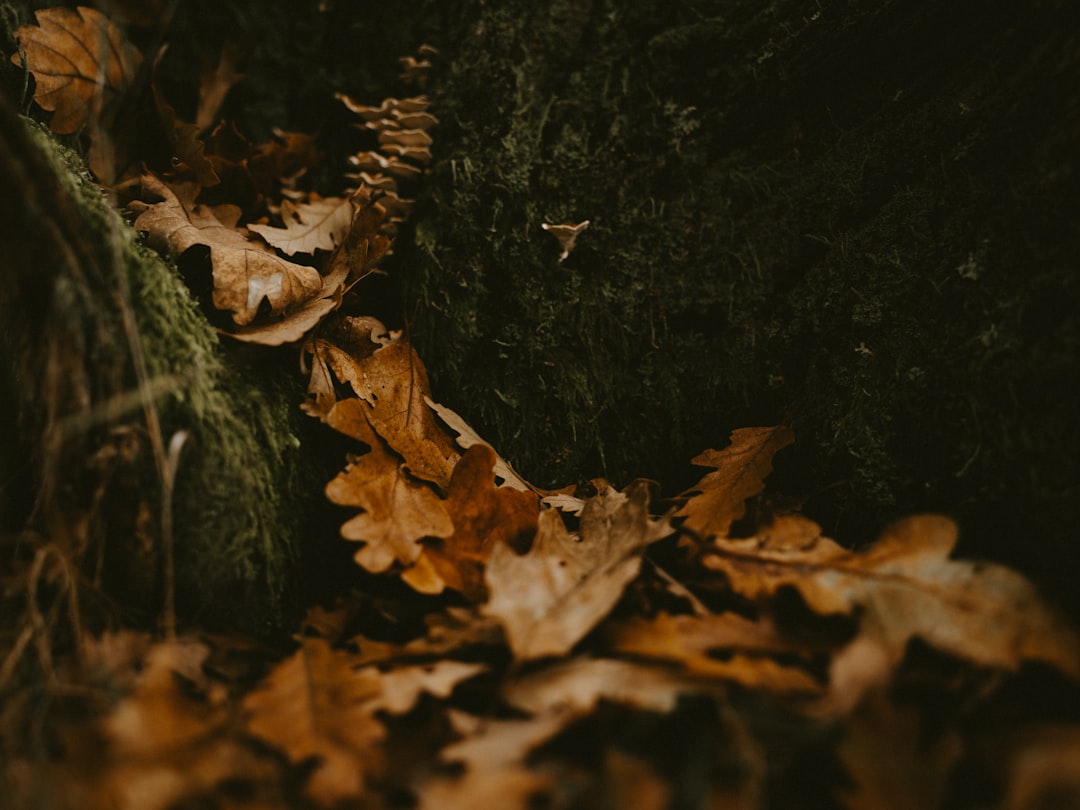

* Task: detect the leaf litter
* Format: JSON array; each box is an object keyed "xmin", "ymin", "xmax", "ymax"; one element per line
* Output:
[{"xmin": 5, "ymin": 8, "xmax": 1080, "ymax": 809}]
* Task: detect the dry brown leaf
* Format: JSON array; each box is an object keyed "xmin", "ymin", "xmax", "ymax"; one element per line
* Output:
[
  {"xmin": 502, "ymin": 656, "xmax": 723, "ymax": 715},
  {"xmin": 1003, "ymin": 726, "xmax": 1080, "ymax": 810},
  {"xmin": 349, "ymin": 341, "xmax": 462, "ymax": 487},
  {"xmin": 415, "ymin": 709, "xmax": 566, "ymax": 810},
  {"xmin": 703, "ymin": 514, "xmax": 1080, "ymax": 681},
  {"xmin": 248, "ymin": 195, "xmax": 353, "ymax": 256},
  {"xmin": 358, "ymin": 660, "xmax": 486, "ymax": 714},
  {"xmin": 426, "ymin": 395, "xmax": 533, "ymax": 491},
  {"xmin": 836, "ymin": 692, "xmax": 961, "ymax": 810},
  {"xmin": 483, "ymin": 481, "xmax": 672, "ymax": 661},
  {"xmin": 323, "ymin": 398, "xmax": 453, "ymax": 573},
  {"xmin": 244, "ymin": 638, "xmax": 385, "ymax": 806},
  {"xmin": 606, "ymin": 612, "xmax": 825, "ymax": 695},
  {"xmin": 131, "ymin": 174, "xmax": 322, "ymax": 327},
  {"xmin": 12, "ymin": 6, "xmax": 142, "ymax": 135},
  {"xmin": 403, "ymin": 444, "xmax": 539, "ymax": 600},
  {"xmin": 676, "ymin": 426, "xmax": 795, "ymax": 541}
]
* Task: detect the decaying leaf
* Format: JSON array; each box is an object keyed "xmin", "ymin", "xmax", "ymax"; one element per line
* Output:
[
  {"xmin": 248, "ymin": 195, "xmax": 354, "ymax": 256},
  {"xmin": 324, "ymin": 398, "xmax": 453, "ymax": 573},
  {"xmin": 12, "ymin": 6, "xmax": 143, "ymax": 135},
  {"xmin": 703, "ymin": 514, "xmax": 1080, "ymax": 682},
  {"xmin": 131, "ymin": 174, "xmax": 322, "ymax": 326},
  {"xmin": 426, "ymin": 395, "xmax": 533, "ymax": 491},
  {"xmin": 606, "ymin": 612, "xmax": 825, "ymax": 694},
  {"xmin": 357, "ymin": 660, "xmax": 486, "ymax": 714},
  {"xmin": 415, "ymin": 710, "xmax": 566, "ymax": 810},
  {"xmin": 676, "ymin": 426, "xmax": 795, "ymax": 541},
  {"xmin": 403, "ymin": 444, "xmax": 539, "ymax": 600},
  {"xmin": 152, "ymin": 47, "xmax": 219, "ymax": 187},
  {"xmin": 244, "ymin": 638, "xmax": 385, "ymax": 806},
  {"xmin": 483, "ymin": 481, "xmax": 671, "ymax": 661}
]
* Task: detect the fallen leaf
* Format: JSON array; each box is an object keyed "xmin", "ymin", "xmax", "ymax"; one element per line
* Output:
[
  {"xmin": 249, "ymin": 195, "xmax": 354, "ymax": 256},
  {"xmin": 323, "ymin": 398, "xmax": 453, "ymax": 573},
  {"xmin": 350, "ymin": 341, "xmax": 461, "ymax": 487},
  {"xmin": 244, "ymin": 638, "xmax": 385, "ymax": 806},
  {"xmin": 358, "ymin": 660, "xmax": 486, "ymax": 714},
  {"xmin": 426, "ymin": 395, "xmax": 533, "ymax": 491},
  {"xmin": 541, "ymin": 220, "xmax": 589, "ymax": 261},
  {"xmin": 676, "ymin": 426, "xmax": 795, "ymax": 541},
  {"xmin": 415, "ymin": 709, "xmax": 567, "ymax": 810},
  {"xmin": 606, "ymin": 612, "xmax": 825, "ymax": 694},
  {"xmin": 703, "ymin": 514, "xmax": 1080, "ymax": 681},
  {"xmin": 196, "ymin": 41, "xmax": 245, "ymax": 132},
  {"xmin": 404, "ymin": 444, "xmax": 539, "ymax": 600},
  {"xmin": 502, "ymin": 656, "xmax": 722, "ymax": 715},
  {"xmin": 483, "ymin": 481, "xmax": 671, "ymax": 660},
  {"xmin": 131, "ymin": 174, "xmax": 322, "ymax": 326},
  {"xmin": 12, "ymin": 6, "xmax": 142, "ymax": 135}
]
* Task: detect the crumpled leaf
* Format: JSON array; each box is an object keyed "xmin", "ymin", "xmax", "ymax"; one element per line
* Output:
[
  {"xmin": 130, "ymin": 174, "xmax": 322, "ymax": 326},
  {"xmin": 152, "ymin": 47, "xmax": 218, "ymax": 187},
  {"xmin": 605, "ymin": 611, "xmax": 825, "ymax": 694},
  {"xmin": 415, "ymin": 710, "xmax": 566, "ymax": 810},
  {"xmin": 12, "ymin": 6, "xmax": 143, "ymax": 135},
  {"xmin": 231, "ymin": 195, "xmax": 390, "ymax": 345},
  {"xmin": 249, "ymin": 195, "xmax": 354, "ymax": 256},
  {"xmin": 403, "ymin": 444, "xmax": 539, "ymax": 600},
  {"xmin": 244, "ymin": 638, "xmax": 385, "ymax": 806},
  {"xmin": 703, "ymin": 513, "xmax": 1080, "ymax": 681},
  {"xmin": 483, "ymin": 481, "xmax": 672, "ymax": 661},
  {"xmin": 323, "ymin": 398, "xmax": 453, "ymax": 573},
  {"xmin": 675, "ymin": 426, "xmax": 795, "ymax": 541}
]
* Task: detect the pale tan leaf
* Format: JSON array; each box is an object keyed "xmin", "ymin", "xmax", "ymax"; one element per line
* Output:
[
  {"xmin": 131, "ymin": 175, "xmax": 322, "ymax": 327},
  {"xmin": 359, "ymin": 660, "xmax": 486, "ymax": 714},
  {"xmin": 606, "ymin": 612, "xmax": 825, "ymax": 694},
  {"xmin": 483, "ymin": 481, "xmax": 671, "ymax": 661},
  {"xmin": 704, "ymin": 514, "xmax": 1080, "ymax": 680},
  {"xmin": 425, "ymin": 395, "xmax": 533, "ymax": 491},
  {"xmin": 249, "ymin": 196, "xmax": 353, "ymax": 256}
]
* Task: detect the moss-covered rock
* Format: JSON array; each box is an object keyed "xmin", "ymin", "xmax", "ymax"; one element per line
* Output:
[{"xmin": 0, "ymin": 106, "xmax": 309, "ymax": 635}]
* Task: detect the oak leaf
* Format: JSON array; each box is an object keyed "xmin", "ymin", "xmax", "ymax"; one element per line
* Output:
[
  {"xmin": 248, "ymin": 195, "xmax": 354, "ymax": 256},
  {"xmin": 676, "ymin": 426, "xmax": 795, "ymax": 541},
  {"xmin": 323, "ymin": 398, "xmax": 453, "ymax": 573},
  {"xmin": 131, "ymin": 174, "xmax": 322, "ymax": 327},
  {"xmin": 243, "ymin": 638, "xmax": 385, "ymax": 806},
  {"xmin": 12, "ymin": 6, "xmax": 142, "ymax": 135},
  {"xmin": 502, "ymin": 656, "xmax": 724, "ymax": 716},
  {"xmin": 403, "ymin": 444, "xmax": 539, "ymax": 600},
  {"xmin": 483, "ymin": 481, "xmax": 672, "ymax": 660},
  {"xmin": 605, "ymin": 612, "xmax": 824, "ymax": 694},
  {"xmin": 426, "ymin": 395, "xmax": 534, "ymax": 491},
  {"xmin": 415, "ymin": 710, "xmax": 566, "ymax": 810},
  {"xmin": 345, "ymin": 341, "xmax": 461, "ymax": 487},
  {"xmin": 702, "ymin": 514, "xmax": 1080, "ymax": 681},
  {"xmin": 357, "ymin": 660, "xmax": 486, "ymax": 714}
]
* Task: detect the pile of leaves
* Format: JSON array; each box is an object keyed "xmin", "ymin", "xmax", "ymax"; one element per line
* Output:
[{"xmin": 4, "ymin": 6, "xmax": 1080, "ymax": 809}]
